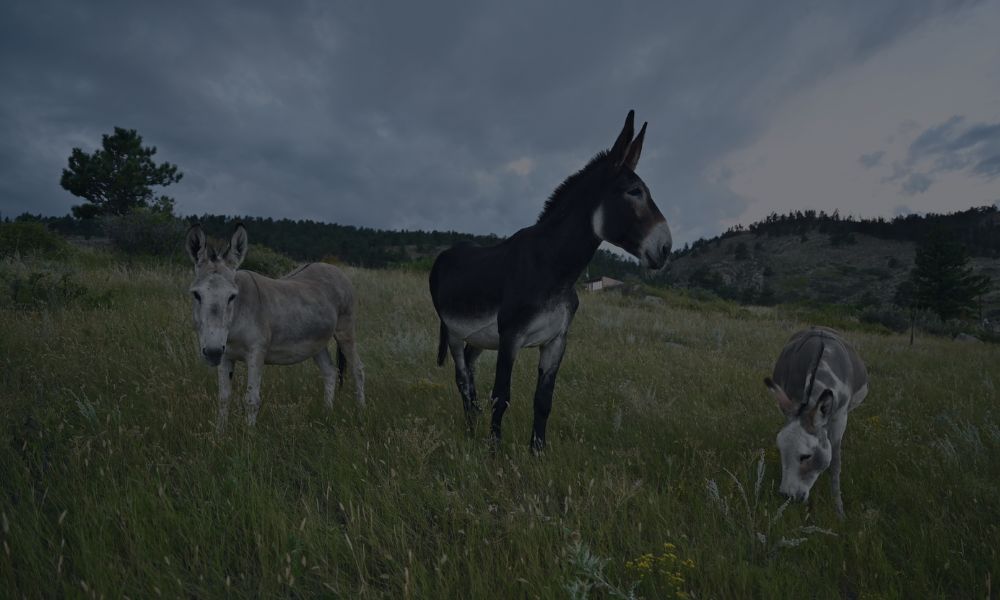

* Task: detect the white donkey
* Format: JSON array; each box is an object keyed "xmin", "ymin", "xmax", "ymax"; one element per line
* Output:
[
  {"xmin": 764, "ymin": 326, "xmax": 868, "ymax": 518},
  {"xmin": 185, "ymin": 223, "xmax": 364, "ymax": 429}
]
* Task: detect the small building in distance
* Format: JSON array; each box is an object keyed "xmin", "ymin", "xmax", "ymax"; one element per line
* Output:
[{"xmin": 583, "ymin": 276, "xmax": 624, "ymax": 292}]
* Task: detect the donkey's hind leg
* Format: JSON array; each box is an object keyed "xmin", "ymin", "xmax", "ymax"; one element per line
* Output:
[
  {"xmin": 447, "ymin": 337, "xmax": 480, "ymax": 434},
  {"xmin": 334, "ymin": 315, "xmax": 365, "ymax": 408},
  {"xmin": 463, "ymin": 344, "xmax": 483, "ymax": 414},
  {"xmin": 313, "ymin": 348, "xmax": 338, "ymax": 410}
]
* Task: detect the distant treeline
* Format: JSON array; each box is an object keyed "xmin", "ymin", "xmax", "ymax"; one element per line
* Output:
[
  {"xmin": 10, "ymin": 212, "xmax": 643, "ymax": 277},
  {"xmin": 674, "ymin": 205, "xmax": 1000, "ymax": 259},
  {"xmin": 17, "ymin": 204, "xmax": 997, "ymax": 277},
  {"xmin": 11, "ymin": 212, "xmax": 494, "ymax": 268},
  {"xmin": 192, "ymin": 214, "xmax": 504, "ymax": 267}
]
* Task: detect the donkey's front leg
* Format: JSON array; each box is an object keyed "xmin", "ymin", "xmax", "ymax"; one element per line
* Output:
[
  {"xmin": 334, "ymin": 314, "xmax": 366, "ymax": 409},
  {"xmin": 489, "ymin": 338, "xmax": 520, "ymax": 448},
  {"xmin": 830, "ymin": 438, "xmax": 845, "ymax": 519},
  {"xmin": 530, "ymin": 334, "xmax": 567, "ymax": 453},
  {"xmin": 216, "ymin": 357, "xmax": 234, "ymax": 432},
  {"xmin": 244, "ymin": 350, "xmax": 266, "ymax": 426}
]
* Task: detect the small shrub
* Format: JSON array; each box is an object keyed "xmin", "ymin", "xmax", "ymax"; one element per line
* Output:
[
  {"xmin": 102, "ymin": 210, "xmax": 187, "ymax": 257},
  {"xmin": 688, "ymin": 266, "xmax": 726, "ymax": 293},
  {"xmin": 829, "ymin": 231, "xmax": 857, "ymax": 247},
  {"xmin": 563, "ymin": 537, "xmax": 637, "ymax": 600},
  {"xmin": 705, "ymin": 451, "xmax": 837, "ymax": 563},
  {"xmin": 0, "ymin": 222, "xmax": 69, "ymax": 258},
  {"xmin": 242, "ymin": 244, "xmax": 297, "ymax": 277},
  {"xmin": 917, "ymin": 313, "xmax": 968, "ymax": 338},
  {"xmin": 855, "ymin": 290, "xmax": 880, "ymax": 309},
  {"xmin": 0, "ymin": 264, "xmax": 96, "ymax": 310},
  {"xmin": 734, "ymin": 242, "xmax": 749, "ymax": 261},
  {"xmin": 757, "ymin": 285, "xmax": 778, "ymax": 306},
  {"xmin": 859, "ymin": 304, "xmax": 909, "ymax": 333},
  {"xmin": 398, "ymin": 256, "xmax": 436, "ymax": 272}
]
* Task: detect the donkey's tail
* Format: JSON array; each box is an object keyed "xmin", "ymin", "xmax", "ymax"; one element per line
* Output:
[
  {"xmin": 436, "ymin": 320, "xmax": 449, "ymax": 366},
  {"xmin": 336, "ymin": 345, "xmax": 346, "ymax": 385}
]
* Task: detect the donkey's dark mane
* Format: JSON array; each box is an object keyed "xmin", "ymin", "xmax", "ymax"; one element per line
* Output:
[
  {"xmin": 536, "ymin": 150, "xmax": 610, "ymax": 224},
  {"xmin": 801, "ymin": 341, "xmax": 826, "ymax": 411}
]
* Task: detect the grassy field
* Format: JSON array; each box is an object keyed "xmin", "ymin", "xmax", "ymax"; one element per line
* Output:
[{"xmin": 1, "ymin": 249, "xmax": 998, "ymax": 598}]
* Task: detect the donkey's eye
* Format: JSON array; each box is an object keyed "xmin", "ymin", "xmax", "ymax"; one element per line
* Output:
[
  {"xmin": 799, "ymin": 454, "xmax": 812, "ymax": 463},
  {"xmin": 626, "ymin": 187, "xmax": 642, "ymax": 197},
  {"xmin": 192, "ymin": 291, "xmax": 201, "ymax": 302},
  {"xmin": 227, "ymin": 294, "xmax": 236, "ymax": 304}
]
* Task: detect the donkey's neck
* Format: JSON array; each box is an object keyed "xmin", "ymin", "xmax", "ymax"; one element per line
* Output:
[{"xmin": 534, "ymin": 205, "xmax": 602, "ymax": 283}]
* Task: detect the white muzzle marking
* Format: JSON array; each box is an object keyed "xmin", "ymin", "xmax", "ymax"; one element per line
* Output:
[{"xmin": 639, "ymin": 222, "xmax": 672, "ymax": 268}]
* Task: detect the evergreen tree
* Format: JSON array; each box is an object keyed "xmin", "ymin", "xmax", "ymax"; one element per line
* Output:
[
  {"xmin": 909, "ymin": 228, "xmax": 991, "ymax": 320},
  {"xmin": 61, "ymin": 127, "xmax": 183, "ymax": 218}
]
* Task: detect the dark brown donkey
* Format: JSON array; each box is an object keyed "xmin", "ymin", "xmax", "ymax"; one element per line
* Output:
[{"xmin": 430, "ymin": 110, "xmax": 672, "ymax": 451}]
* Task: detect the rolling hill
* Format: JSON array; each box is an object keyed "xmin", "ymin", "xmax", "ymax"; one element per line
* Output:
[{"xmin": 657, "ymin": 206, "xmax": 1000, "ymax": 322}]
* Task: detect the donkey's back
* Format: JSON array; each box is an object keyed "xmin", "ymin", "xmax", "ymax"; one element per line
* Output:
[
  {"xmin": 242, "ymin": 263, "xmax": 357, "ymax": 365},
  {"xmin": 773, "ymin": 326, "xmax": 868, "ymax": 413},
  {"xmin": 273, "ymin": 262, "xmax": 356, "ymax": 318}
]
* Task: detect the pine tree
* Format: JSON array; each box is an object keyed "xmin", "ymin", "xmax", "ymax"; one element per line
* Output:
[
  {"xmin": 909, "ymin": 228, "xmax": 991, "ymax": 321},
  {"xmin": 61, "ymin": 128, "xmax": 183, "ymax": 219}
]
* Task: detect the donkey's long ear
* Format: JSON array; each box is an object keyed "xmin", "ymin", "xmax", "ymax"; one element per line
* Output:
[
  {"xmin": 222, "ymin": 223, "xmax": 248, "ymax": 269},
  {"xmin": 764, "ymin": 377, "xmax": 797, "ymax": 417},
  {"xmin": 621, "ymin": 122, "xmax": 647, "ymax": 171},
  {"xmin": 609, "ymin": 110, "xmax": 635, "ymax": 166},
  {"xmin": 186, "ymin": 225, "xmax": 207, "ymax": 265},
  {"xmin": 804, "ymin": 389, "xmax": 834, "ymax": 431}
]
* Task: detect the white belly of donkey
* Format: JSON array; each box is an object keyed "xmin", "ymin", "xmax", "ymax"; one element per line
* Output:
[{"xmin": 445, "ymin": 304, "xmax": 570, "ymax": 350}]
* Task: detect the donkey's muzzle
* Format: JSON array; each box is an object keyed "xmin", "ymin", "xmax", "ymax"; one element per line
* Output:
[
  {"xmin": 645, "ymin": 245, "xmax": 671, "ymax": 270},
  {"xmin": 780, "ymin": 488, "xmax": 809, "ymax": 503},
  {"xmin": 202, "ymin": 346, "xmax": 225, "ymax": 366},
  {"xmin": 640, "ymin": 222, "xmax": 672, "ymax": 270}
]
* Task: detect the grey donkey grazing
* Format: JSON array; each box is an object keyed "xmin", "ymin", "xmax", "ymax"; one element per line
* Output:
[
  {"xmin": 185, "ymin": 224, "xmax": 365, "ymax": 429},
  {"xmin": 764, "ymin": 326, "xmax": 868, "ymax": 518}
]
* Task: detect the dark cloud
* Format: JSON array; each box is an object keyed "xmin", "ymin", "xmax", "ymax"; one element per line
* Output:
[
  {"xmin": 0, "ymin": 0, "xmax": 983, "ymax": 241},
  {"xmin": 973, "ymin": 155, "xmax": 1000, "ymax": 177},
  {"xmin": 859, "ymin": 150, "xmax": 885, "ymax": 168},
  {"xmin": 906, "ymin": 115, "xmax": 966, "ymax": 162},
  {"xmin": 878, "ymin": 114, "xmax": 1000, "ymax": 194},
  {"xmin": 901, "ymin": 172, "xmax": 933, "ymax": 195}
]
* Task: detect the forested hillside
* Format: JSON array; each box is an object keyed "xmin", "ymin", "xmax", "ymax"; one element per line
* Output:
[{"xmin": 659, "ymin": 206, "xmax": 1000, "ymax": 319}]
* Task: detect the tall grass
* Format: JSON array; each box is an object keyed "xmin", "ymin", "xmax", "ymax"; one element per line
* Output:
[{"xmin": 0, "ymin": 254, "xmax": 998, "ymax": 597}]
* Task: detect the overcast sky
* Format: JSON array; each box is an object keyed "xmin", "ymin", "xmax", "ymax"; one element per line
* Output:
[{"xmin": 1, "ymin": 0, "xmax": 998, "ymax": 245}]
